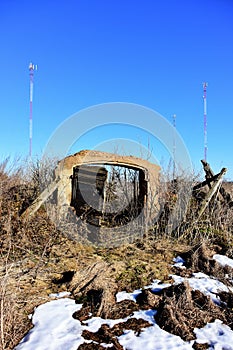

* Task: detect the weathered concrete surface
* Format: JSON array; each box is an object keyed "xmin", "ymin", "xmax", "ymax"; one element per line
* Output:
[
  {"xmin": 22, "ymin": 150, "xmax": 160, "ymax": 234},
  {"xmin": 55, "ymin": 150, "xmax": 160, "ymax": 222}
]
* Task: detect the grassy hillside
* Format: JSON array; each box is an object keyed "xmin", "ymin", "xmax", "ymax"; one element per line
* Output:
[{"xmin": 1, "ymin": 158, "xmax": 233, "ymax": 350}]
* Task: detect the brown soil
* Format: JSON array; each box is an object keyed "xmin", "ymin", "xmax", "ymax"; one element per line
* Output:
[{"xmin": 80, "ymin": 318, "xmax": 152, "ymax": 350}]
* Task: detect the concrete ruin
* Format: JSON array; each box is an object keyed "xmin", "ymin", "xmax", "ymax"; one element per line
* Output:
[
  {"xmin": 21, "ymin": 151, "xmax": 233, "ymax": 246},
  {"xmin": 22, "ymin": 150, "xmax": 161, "ymax": 230},
  {"xmin": 55, "ymin": 150, "xmax": 161, "ymax": 227}
]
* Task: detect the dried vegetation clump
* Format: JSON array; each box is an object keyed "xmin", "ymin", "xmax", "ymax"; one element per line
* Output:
[
  {"xmin": 177, "ymin": 241, "xmax": 233, "ymax": 286},
  {"xmin": 154, "ymin": 282, "xmax": 229, "ymax": 341},
  {"xmin": 156, "ymin": 242, "xmax": 233, "ymax": 341}
]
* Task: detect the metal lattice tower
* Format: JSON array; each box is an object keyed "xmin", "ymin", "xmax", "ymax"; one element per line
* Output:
[
  {"xmin": 203, "ymin": 82, "xmax": 208, "ymax": 161},
  {"xmin": 29, "ymin": 63, "xmax": 37, "ymax": 157}
]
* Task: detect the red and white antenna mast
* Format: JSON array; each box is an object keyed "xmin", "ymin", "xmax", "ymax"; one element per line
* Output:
[
  {"xmin": 203, "ymin": 82, "xmax": 208, "ymax": 161},
  {"xmin": 172, "ymin": 113, "xmax": 176, "ymax": 180},
  {"xmin": 29, "ymin": 62, "xmax": 37, "ymax": 157}
]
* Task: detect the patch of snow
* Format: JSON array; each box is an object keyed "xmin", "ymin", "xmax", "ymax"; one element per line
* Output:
[
  {"xmin": 83, "ymin": 309, "xmax": 156, "ymax": 334},
  {"xmin": 49, "ymin": 291, "xmax": 71, "ymax": 298},
  {"xmin": 192, "ymin": 272, "xmax": 210, "ymax": 279},
  {"xmin": 83, "ymin": 316, "xmax": 126, "ymax": 332},
  {"xmin": 15, "ymin": 298, "xmax": 84, "ymax": 350},
  {"xmin": 213, "ymin": 254, "xmax": 233, "ymax": 269},
  {"xmin": 116, "ymin": 289, "xmax": 141, "ymax": 302},
  {"xmin": 145, "ymin": 279, "xmax": 171, "ymax": 292},
  {"xmin": 118, "ymin": 324, "xmax": 193, "ymax": 350},
  {"xmin": 194, "ymin": 319, "xmax": 233, "ymax": 350},
  {"xmin": 101, "ymin": 343, "xmax": 116, "ymax": 348},
  {"xmin": 171, "ymin": 273, "xmax": 229, "ymax": 304},
  {"xmin": 173, "ymin": 256, "xmax": 186, "ymax": 269},
  {"xmin": 131, "ymin": 309, "xmax": 156, "ymax": 324},
  {"xmin": 116, "ymin": 280, "xmax": 170, "ymax": 303}
]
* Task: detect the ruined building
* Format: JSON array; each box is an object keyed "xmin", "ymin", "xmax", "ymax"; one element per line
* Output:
[
  {"xmin": 54, "ymin": 150, "xmax": 160, "ymax": 227},
  {"xmin": 23, "ymin": 150, "xmax": 160, "ymax": 245}
]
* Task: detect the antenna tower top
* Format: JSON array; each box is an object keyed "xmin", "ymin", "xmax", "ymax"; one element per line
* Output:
[
  {"xmin": 28, "ymin": 62, "xmax": 37, "ymax": 157},
  {"xmin": 203, "ymin": 82, "xmax": 208, "ymax": 161}
]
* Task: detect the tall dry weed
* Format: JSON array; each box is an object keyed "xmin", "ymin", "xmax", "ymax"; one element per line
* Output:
[{"xmin": 0, "ymin": 157, "xmax": 59, "ymax": 349}]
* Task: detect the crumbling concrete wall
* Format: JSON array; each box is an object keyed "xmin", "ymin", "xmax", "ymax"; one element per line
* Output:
[{"xmin": 55, "ymin": 150, "xmax": 160, "ymax": 223}]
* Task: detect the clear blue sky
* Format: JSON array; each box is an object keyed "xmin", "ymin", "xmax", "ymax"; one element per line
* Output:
[{"xmin": 0, "ymin": 0, "xmax": 232, "ymax": 179}]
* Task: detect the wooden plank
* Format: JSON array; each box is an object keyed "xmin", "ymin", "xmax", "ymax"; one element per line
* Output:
[
  {"xmin": 200, "ymin": 160, "xmax": 232, "ymax": 206},
  {"xmin": 21, "ymin": 178, "xmax": 61, "ymax": 220},
  {"xmin": 193, "ymin": 172, "xmax": 222, "ymax": 192},
  {"xmin": 196, "ymin": 167, "xmax": 227, "ymax": 221}
]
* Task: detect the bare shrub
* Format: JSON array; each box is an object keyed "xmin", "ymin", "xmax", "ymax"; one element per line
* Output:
[
  {"xmin": 0, "ymin": 157, "xmax": 59, "ymax": 350},
  {"xmin": 0, "ymin": 259, "xmax": 32, "ymax": 350},
  {"xmin": 153, "ymin": 166, "xmax": 233, "ymax": 251},
  {"xmin": 26, "ymin": 156, "xmax": 57, "ymax": 193},
  {"xmin": 153, "ymin": 169, "xmax": 199, "ymax": 240}
]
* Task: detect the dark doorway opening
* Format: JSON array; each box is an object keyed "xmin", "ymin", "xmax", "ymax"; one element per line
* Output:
[{"xmin": 71, "ymin": 164, "xmax": 147, "ymax": 227}]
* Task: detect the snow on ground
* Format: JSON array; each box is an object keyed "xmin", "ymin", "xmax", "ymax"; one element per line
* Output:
[
  {"xmin": 15, "ymin": 298, "xmax": 84, "ymax": 350},
  {"xmin": 116, "ymin": 289, "xmax": 142, "ymax": 303},
  {"xmin": 171, "ymin": 272, "xmax": 230, "ymax": 305},
  {"xmin": 49, "ymin": 291, "xmax": 71, "ymax": 298},
  {"xmin": 15, "ymin": 296, "xmax": 195, "ymax": 350},
  {"xmin": 213, "ymin": 254, "xmax": 233, "ymax": 269},
  {"xmin": 173, "ymin": 256, "xmax": 186, "ymax": 269},
  {"xmin": 82, "ymin": 309, "xmax": 156, "ymax": 334},
  {"xmin": 118, "ymin": 323, "xmax": 194, "ymax": 350},
  {"xmin": 116, "ymin": 280, "xmax": 170, "ymax": 303},
  {"xmin": 194, "ymin": 320, "xmax": 233, "ymax": 350},
  {"xmin": 15, "ymin": 253, "xmax": 233, "ymax": 350}
]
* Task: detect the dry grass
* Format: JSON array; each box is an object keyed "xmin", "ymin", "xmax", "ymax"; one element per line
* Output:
[
  {"xmin": 1, "ymin": 157, "xmax": 233, "ymax": 349},
  {"xmin": 154, "ymin": 281, "xmax": 227, "ymax": 341},
  {"xmin": 0, "ymin": 265, "xmax": 32, "ymax": 350}
]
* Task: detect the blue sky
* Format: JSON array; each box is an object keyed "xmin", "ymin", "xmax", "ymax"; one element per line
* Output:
[{"xmin": 0, "ymin": 0, "xmax": 232, "ymax": 179}]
